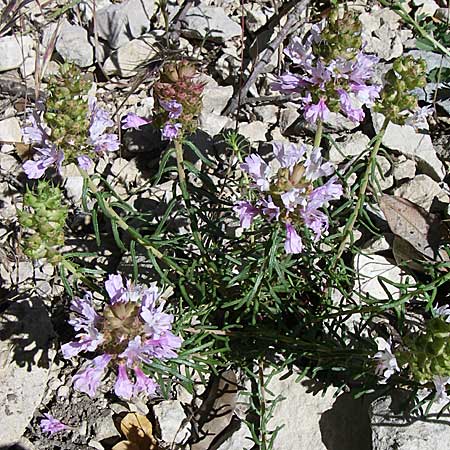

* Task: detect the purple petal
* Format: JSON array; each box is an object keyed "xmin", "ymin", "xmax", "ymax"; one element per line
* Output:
[
  {"xmin": 285, "ymin": 223, "xmax": 303, "ymax": 254},
  {"xmin": 114, "ymin": 363, "xmax": 134, "ymax": 400},
  {"xmin": 40, "ymin": 414, "xmax": 67, "ymax": 435},
  {"xmin": 122, "ymin": 112, "xmax": 152, "ymax": 130},
  {"xmin": 233, "ymin": 201, "xmax": 259, "ymax": 229},
  {"xmin": 73, "ymin": 354, "xmax": 112, "ymax": 397}
]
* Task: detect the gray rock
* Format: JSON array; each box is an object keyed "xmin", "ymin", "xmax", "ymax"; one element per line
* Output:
[
  {"xmin": 268, "ymin": 372, "xmax": 372, "ymax": 450},
  {"xmin": 0, "ymin": 35, "xmax": 33, "ymax": 72},
  {"xmin": 96, "ymin": 0, "xmax": 155, "ymax": 49},
  {"xmin": 371, "ymin": 393, "xmax": 450, "ymax": 450},
  {"xmin": 373, "ymin": 112, "xmax": 445, "ymax": 181},
  {"xmin": 238, "ymin": 121, "xmax": 268, "ymax": 142},
  {"xmin": 153, "ymin": 400, "xmax": 191, "ymax": 445},
  {"xmin": 361, "ymin": 236, "xmax": 392, "ymax": 255},
  {"xmin": 78, "ymin": 0, "xmax": 112, "ymax": 22},
  {"xmin": 394, "ymin": 174, "xmax": 449, "ymax": 211},
  {"xmin": 103, "ymin": 34, "xmax": 158, "ymax": 77},
  {"xmin": 201, "ymin": 75, "xmax": 234, "ymax": 115},
  {"xmin": 0, "ymin": 117, "xmax": 22, "ymax": 143},
  {"xmin": 199, "ymin": 112, "xmax": 230, "ymax": 136},
  {"xmin": 329, "ymin": 131, "xmax": 370, "ymax": 164},
  {"xmin": 279, "ymin": 103, "xmax": 301, "ymax": 134},
  {"xmin": 56, "ymin": 21, "xmax": 94, "ymax": 67},
  {"xmin": 354, "ymin": 254, "xmax": 411, "ymax": 301},
  {"xmin": 217, "ymin": 422, "xmax": 253, "ymax": 450},
  {"xmin": 393, "ymin": 157, "xmax": 416, "ymax": 181},
  {"xmin": 326, "ymin": 112, "xmax": 359, "ymax": 132},
  {"xmin": 406, "ymin": 50, "xmax": 450, "ymax": 72},
  {"xmin": 254, "ymin": 105, "xmax": 279, "ymax": 125},
  {"xmin": 413, "ymin": 0, "xmax": 439, "ymax": 16},
  {"xmin": 182, "ymin": 5, "xmax": 241, "ymax": 42},
  {"xmin": 0, "ymin": 297, "xmax": 55, "ymax": 446}
]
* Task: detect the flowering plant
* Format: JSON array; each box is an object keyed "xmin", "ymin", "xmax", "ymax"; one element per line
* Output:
[
  {"xmin": 22, "ymin": 63, "xmax": 118, "ymax": 179},
  {"xmin": 62, "ymin": 274, "xmax": 182, "ymax": 399},
  {"xmin": 272, "ymin": 11, "xmax": 380, "ymax": 124},
  {"xmin": 234, "ymin": 141, "xmax": 343, "ymax": 253}
]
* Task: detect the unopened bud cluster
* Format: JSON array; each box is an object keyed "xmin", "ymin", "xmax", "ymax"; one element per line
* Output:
[
  {"xmin": 398, "ymin": 317, "xmax": 450, "ymax": 382},
  {"xmin": 375, "ymin": 56, "xmax": 427, "ymax": 125},
  {"xmin": 153, "ymin": 60, "xmax": 205, "ymax": 140},
  {"xmin": 18, "ymin": 181, "xmax": 68, "ymax": 264}
]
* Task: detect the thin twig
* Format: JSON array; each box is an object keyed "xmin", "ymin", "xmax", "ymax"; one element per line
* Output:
[{"xmin": 224, "ymin": 0, "xmax": 311, "ymax": 116}]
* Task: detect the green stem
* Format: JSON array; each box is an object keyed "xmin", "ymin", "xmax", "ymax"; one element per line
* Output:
[
  {"xmin": 174, "ymin": 139, "xmax": 211, "ymax": 260},
  {"xmin": 332, "ymin": 117, "xmax": 390, "ymax": 266},
  {"xmin": 379, "ymin": 0, "xmax": 450, "ymax": 58},
  {"xmin": 314, "ymin": 119, "xmax": 323, "ymax": 148},
  {"xmin": 78, "ymin": 168, "xmax": 183, "ymax": 275},
  {"xmin": 60, "ymin": 258, "xmax": 97, "ymax": 291}
]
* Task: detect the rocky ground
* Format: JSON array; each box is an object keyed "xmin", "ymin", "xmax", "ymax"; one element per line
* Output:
[{"xmin": 1, "ymin": 0, "xmax": 450, "ymax": 449}]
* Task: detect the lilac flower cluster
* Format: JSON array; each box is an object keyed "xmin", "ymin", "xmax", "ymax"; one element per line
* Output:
[
  {"xmin": 234, "ymin": 142, "xmax": 343, "ymax": 254},
  {"xmin": 62, "ymin": 274, "xmax": 182, "ymax": 400},
  {"xmin": 121, "ymin": 99, "xmax": 183, "ymax": 141},
  {"xmin": 272, "ymin": 22, "xmax": 380, "ymax": 125},
  {"xmin": 22, "ymin": 97, "xmax": 118, "ymax": 179},
  {"xmin": 40, "ymin": 414, "xmax": 68, "ymax": 435},
  {"xmin": 373, "ymin": 337, "xmax": 400, "ymax": 383}
]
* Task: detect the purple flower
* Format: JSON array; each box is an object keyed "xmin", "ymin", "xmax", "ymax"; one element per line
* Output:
[
  {"xmin": 141, "ymin": 303, "xmax": 174, "ymax": 339},
  {"xmin": 309, "ymin": 60, "xmax": 332, "ymax": 88},
  {"xmin": 434, "ymin": 304, "xmax": 450, "ymax": 323},
  {"xmin": 272, "ymin": 142, "xmax": 306, "ymax": 168},
  {"xmin": 40, "ymin": 414, "xmax": 67, "ymax": 435},
  {"xmin": 77, "ymin": 155, "xmax": 93, "ymax": 170},
  {"xmin": 22, "ymin": 112, "xmax": 47, "ymax": 144},
  {"xmin": 281, "ymin": 188, "xmax": 307, "ymax": 211},
  {"xmin": 133, "ymin": 367, "xmax": 158, "ymax": 397},
  {"xmin": 162, "ymin": 122, "xmax": 182, "ymax": 141},
  {"xmin": 61, "ymin": 293, "xmax": 103, "ymax": 359},
  {"xmin": 301, "ymin": 205, "xmax": 329, "ymax": 241},
  {"xmin": 73, "ymin": 354, "xmax": 112, "ymax": 397},
  {"xmin": 114, "ymin": 363, "xmax": 134, "ymax": 400},
  {"xmin": 304, "ymin": 98, "xmax": 330, "ymax": 124},
  {"xmin": 233, "ymin": 201, "xmax": 259, "ymax": 229},
  {"xmin": 88, "ymin": 97, "xmax": 114, "ymax": 141},
  {"xmin": 350, "ymin": 52, "xmax": 378, "ymax": 84},
  {"xmin": 23, "ymin": 145, "xmax": 64, "ymax": 179},
  {"xmin": 122, "ymin": 112, "xmax": 152, "ymax": 130},
  {"xmin": 373, "ymin": 337, "xmax": 400, "ymax": 383},
  {"xmin": 284, "ymin": 36, "xmax": 313, "ymax": 68},
  {"xmin": 271, "ymin": 73, "xmax": 308, "ymax": 94},
  {"xmin": 285, "ymin": 222, "xmax": 303, "ymax": 254},
  {"xmin": 433, "ymin": 376, "xmax": 450, "ymax": 404},
  {"xmin": 337, "ymin": 89, "xmax": 365, "ymax": 123},
  {"xmin": 350, "ymin": 83, "xmax": 380, "ymax": 105},
  {"xmin": 260, "ymin": 197, "xmax": 280, "ymax": 221},
  {"xmin": 119, "ymin": 336, "xmax": 151, "ymax": 366},
  {"xmin": 304, "ymin": 147, "xmax": 334, "ymax": 182},
  {"xmin": 241, "ymin": 154, "xmax": 270, "ymax": 191},
  {"xmin": 145, "ymin": 332, "xmax": 183, "ymax": 360},
  {"xmin": 160, "ymin": 100, "xmax": 183, "ymax": 119},
  {"xmin": 92, "ymin": 133, "xmax": 119, "ymax": 153},
  {"xmin": 308, "ymin": 179, "xmax": 343, "ymax": 208},
  {"xmin": 105, "ymin": 273, "xmax": 142, "ymax": 304}
]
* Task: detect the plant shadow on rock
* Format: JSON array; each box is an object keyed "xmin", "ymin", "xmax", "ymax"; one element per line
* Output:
[{"xmin": 0, "ymin": 293, "xmax": 55, "ymax": 370}]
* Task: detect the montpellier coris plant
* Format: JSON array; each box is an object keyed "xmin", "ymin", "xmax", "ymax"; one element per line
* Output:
[{"xmin": 62, "ymin": 274, "xmax": 182, "ymax": 399}]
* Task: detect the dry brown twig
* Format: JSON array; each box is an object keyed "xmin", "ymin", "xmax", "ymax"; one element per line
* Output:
[{"xmin": 224, "ymin": 0, "xmax": 311, "ymax": 116}]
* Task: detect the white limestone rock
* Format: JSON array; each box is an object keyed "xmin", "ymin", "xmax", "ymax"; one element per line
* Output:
[
  {"xmin": 373, "ymin": 112, "xmax": 445, "ymax": 181},
  {"xmin": 56, "ymin": 21, "xmax": 94, "ymax": 67},
  {"xmin": 0, "ymin": 35, "xmax": 33, "ymax": 72},
  {"xmin": 182, "ymin": 5, "xmax": 241, "ymax": 42}
]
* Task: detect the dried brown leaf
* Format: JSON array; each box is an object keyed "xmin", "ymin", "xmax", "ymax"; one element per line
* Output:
[
  {"xmin": 379, "ymin": 194, "xmax": 449, "ymax": 263},
  {"xmin": 392, "ymin": 236, "xmax": 427, "ymax": 272},
  {"xmin": 112, "ymin": 412, "xmax": 158, "ymax": 450}
]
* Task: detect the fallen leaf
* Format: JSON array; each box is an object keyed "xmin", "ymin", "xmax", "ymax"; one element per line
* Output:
[
  {"xmin": 379, "ymin": 194, "xmax": 449, "ymax": 264},
  {"xmin": 112, "ymin": 412, "xmax": 158, "ymax": 450},
  {"xmin": 392, "ymin": 236, "xmax": 427, "ymax": 272}
]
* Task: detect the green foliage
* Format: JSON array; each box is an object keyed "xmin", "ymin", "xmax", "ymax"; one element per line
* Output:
[{"xmin": 18, "ymin": 181, "xmax": 68, "ymax": 264}]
